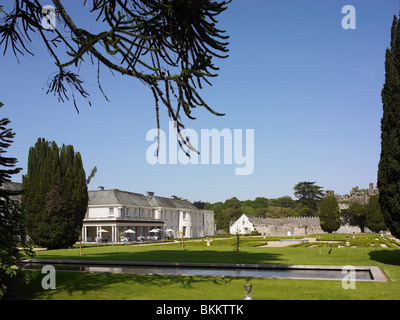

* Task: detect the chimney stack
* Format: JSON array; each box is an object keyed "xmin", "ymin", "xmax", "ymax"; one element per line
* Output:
[{"xmin": 98, "ymin": 186, "xmax": 105, "ymax": 191}]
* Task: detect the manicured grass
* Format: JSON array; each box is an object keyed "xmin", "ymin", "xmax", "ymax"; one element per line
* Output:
[
  {"xmin": 27, "ymin": 241, "xmax": 400, "ymax": 267},
  {"xmin": 10, "ymin": 241, "xmax": 400, "ymax": 300},
  {"xmin": 8, "ymin": 270, "xmax": 400, "ymax": 300}
]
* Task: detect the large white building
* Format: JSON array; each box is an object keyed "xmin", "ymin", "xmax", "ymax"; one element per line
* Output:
[{"xmin": 82, "ymin": 187, "xmax": 215, "ymax": 242}]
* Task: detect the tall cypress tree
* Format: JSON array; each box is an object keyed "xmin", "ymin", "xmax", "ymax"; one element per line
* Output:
[
  {"xmin": 317, "ymin": 195, "xmax": 340, "ymax": 233},
  {"xmin": 23, "ymin": 138, "xmax": 88, "ymax": 249},
  {"xmin": 365, "ymin": 195, "xmax": 387, "ymax": 233},
  {"xmin": 378, "ymin": 14, "xmax": 400, "ymax": 238}
]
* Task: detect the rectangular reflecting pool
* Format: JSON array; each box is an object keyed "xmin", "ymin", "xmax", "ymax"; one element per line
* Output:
[{"xmin": 20, "ymin": 260, "xmax": 388, "ymax": 282}]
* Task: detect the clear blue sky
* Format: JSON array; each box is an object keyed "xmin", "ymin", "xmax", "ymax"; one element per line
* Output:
[{"xmin": 0, "ymin": 0, "xmax": 398, "ymax": 203}]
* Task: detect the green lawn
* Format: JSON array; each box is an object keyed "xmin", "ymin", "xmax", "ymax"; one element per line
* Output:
[{"xmin": 8, "ymin": 239, "xmax": 400, "ymax": 300}]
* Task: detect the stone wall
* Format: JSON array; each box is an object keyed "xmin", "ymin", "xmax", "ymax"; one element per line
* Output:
[
  {"xmin": 250, "ymin": 217, "xmax": 323, "ymax": 236},
  {"xmin": 250, "ymin": 216, "xmax": 365, "ymax": 236},
  {"xmin": 336, "ymin": 223, "xmax": 368, "ymax": 234}
]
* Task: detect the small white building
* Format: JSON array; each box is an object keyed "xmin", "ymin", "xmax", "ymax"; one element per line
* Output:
[
  {"xmin": 82, "ymin": 188, "xmax": 215, "ymax": 242},
  {"xmin": 229, "ymin": 214, "xmax": 255, "ymax": 235}
]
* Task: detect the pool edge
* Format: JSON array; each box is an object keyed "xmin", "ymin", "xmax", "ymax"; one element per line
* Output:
[{"xmin": 20, "ymin": 259, "xmax": 390, "ymax": 282}]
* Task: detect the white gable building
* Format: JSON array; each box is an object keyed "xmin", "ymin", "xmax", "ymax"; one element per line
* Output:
[{"xmin": 229, "ymin": 214, "xmax": 255, "ymax": 235}]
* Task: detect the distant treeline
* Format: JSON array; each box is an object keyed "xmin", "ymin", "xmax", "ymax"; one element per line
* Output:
[{"xmin": 194, "ymin": 195, "xmax": 313, "ymax": 232}]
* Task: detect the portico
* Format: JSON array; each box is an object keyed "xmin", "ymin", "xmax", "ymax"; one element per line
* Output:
[{"xmin": 82, "ymin": 220, "xmax": 165, "ymax": 243}]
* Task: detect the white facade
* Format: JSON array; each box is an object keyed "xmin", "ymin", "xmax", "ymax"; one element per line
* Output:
[
  {"xmin": 82, "ymin": 188, "xmax": 215, "ymax": 242},
  {"xmin": 155, "ymin": 209, "xmax": 215, "ymax": 238},
  {"xmin": 203, "ymin": 210, "xmax": 216, "ymax": 237},
  {"xmin": 229, "ymin": 214, "xmax": 255, "ymax": 235}
]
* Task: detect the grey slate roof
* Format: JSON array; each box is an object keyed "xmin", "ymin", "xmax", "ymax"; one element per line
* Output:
[
  {"xmin": 88, "ymin": 189, "xmax": 151, "ymax": 207},
  {"xmin": 88, "ymin": 189, "xmax": 198, "ymax": 210},
  {"xmin": 1, "ymin": 181, "xmax": 22, "ymax": 201},
  {"xmin": 148, "ymin": 195, "xmax": 198, "ymax": 210}
]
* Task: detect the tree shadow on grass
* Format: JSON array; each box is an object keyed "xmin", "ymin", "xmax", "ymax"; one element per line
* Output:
[
  {"xmin": 368, "ymin": 248, "xmax": 400, "ymax": 265},
  {"xmin": 44, "ymin": 248, "xmax": 284, "ymax": 265}
]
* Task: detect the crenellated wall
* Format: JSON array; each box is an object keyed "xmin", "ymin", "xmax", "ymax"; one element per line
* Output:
[{"xmin": 250, "ymin": 216, "xmax": 323, "ymax": 236}]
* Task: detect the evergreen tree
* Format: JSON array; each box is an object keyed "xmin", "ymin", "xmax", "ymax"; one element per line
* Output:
[
  {"xmin": 378, "ymin": 14, "xmax": 400, "ymax": 238},
  {"xmin": 0, "ymin": 102, "xmax": 34, "ymax": 299},
  {"xmin": 317, "ymin": 195, "xmax": 340, "ymax": 233},
  {"xmin": 293, "ymin": 181, "xmax": 324, "ymax": 214},
  {"xmin": 22, "ymin": 138, "xmax": 88, "ymax": 249},
  {"xmin": 365, "ymin": 195, "xmax": 387, "ymax": 233}
]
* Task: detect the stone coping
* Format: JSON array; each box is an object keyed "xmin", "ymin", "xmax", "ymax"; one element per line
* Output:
[
  {"xmin": 279, "ymin": 239, "xmax": 309, "ymax": 244},
  {"xmin": 20, "ymin": 259, "xmax": 389, "ymax": 282}
]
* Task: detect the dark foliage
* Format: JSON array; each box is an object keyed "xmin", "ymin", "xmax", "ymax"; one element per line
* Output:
[
  {"xmin": 378, "ymin": 14, "xmax": 400, "ymax": 238},
  {"xmin": 0, "ymin": 102, "xmax": 34, "ymax": 299},
  {"xmin": 22, "ymin": 138, "xmax": 88, "ymax": 249}
]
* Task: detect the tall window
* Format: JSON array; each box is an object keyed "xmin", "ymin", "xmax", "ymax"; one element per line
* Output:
[{"xmin": 109, "ymin": 207, "xmax": 114, "ymax": 216}]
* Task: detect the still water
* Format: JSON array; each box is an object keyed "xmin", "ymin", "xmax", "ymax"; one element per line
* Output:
[{"xmin": 22, "ymin": 263, "xmax": 373, "ymax": 280}]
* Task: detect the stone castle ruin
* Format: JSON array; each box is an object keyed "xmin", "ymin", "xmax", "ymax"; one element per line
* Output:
[{"xmin": 328, "ymin": 182, "xmax": 379, "ymax": 211}]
